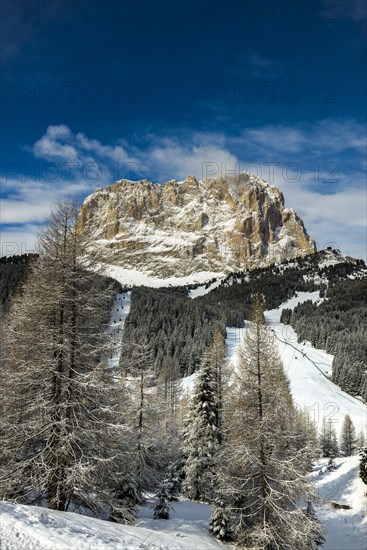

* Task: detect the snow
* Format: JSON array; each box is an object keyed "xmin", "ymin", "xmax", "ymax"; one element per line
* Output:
[
  {"xmin": 313, "ymin": 456, "xmax": 367, "ymax": 550},
  {"xmin": 106, "ymin": 291, "xmax": 131, "ymax": 368},
  {"xmin": 0, "ymin": 499, "xmax": 225, "ymax": 550},
  {"xmin": 101, "ymin": 265, "xmax": 226, "ymax": 289},
  {"xmin": 2, "ymin": 289, "xmax": 366, "ymax": 550},
  {"xmin": 225, "ymin": 290, "xmax": 367, "ymax": 549},
  {"xmin": 189, "ymin": 278, "xmax": 224, "ymax": 299},
  {"xmin": 179, "ymin": 372, "xmax": 198, "ymax": 395},
  {"xmin": 226, "ymin": 291, "xmax": 367, "ymax": 437}
]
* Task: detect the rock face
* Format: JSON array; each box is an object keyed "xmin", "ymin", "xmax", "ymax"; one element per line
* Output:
[{"xmin": 78, "ymin": 173, "xmax": 316, "ymax": 277}]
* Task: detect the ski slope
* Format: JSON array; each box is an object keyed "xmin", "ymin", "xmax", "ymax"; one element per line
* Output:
[
  {"xmin": 106, "ymin": 291, "xmax": 131, "ymax": 369},
  {"xmin": 225, "ymin": 291, "xmax": 367, "ymax": 549},
  {"xmin": 226, "ymin": 291, "xmax": 367, "ymax": 436}
]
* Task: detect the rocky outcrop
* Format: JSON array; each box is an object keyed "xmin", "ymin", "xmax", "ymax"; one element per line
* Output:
[{"xmin": 78, "ymin": 173, "xmax": 316, "ymax": 277}]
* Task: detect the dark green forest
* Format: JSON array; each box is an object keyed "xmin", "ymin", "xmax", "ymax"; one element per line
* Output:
[
  {"xmin": 0, "ymin": 254, "xmax": 38, "ymax": 314},
  {"xmin": 2, "ymin": 250, "xmax": 366, "ymax": 401},
  {"xmin": 119, "ymin": 251, "xmax": 366, "ymax": 384}
]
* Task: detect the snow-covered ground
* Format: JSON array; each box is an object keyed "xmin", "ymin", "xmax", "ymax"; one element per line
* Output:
[
  {"xmin": 226, "ymin": 291, "xmax": 367, "ymax": 436},
  {"xmin": 188, "ymin": 278, "xmax": 225, "ymax": 298},
  {"xmin": 225, "ymin": 290, "xmax": 367, "ymax": 550},
  {"xmin": 1, "ymin": 290, "xmax": 366, "ymax": 550},
  {"xmin": 102, "ymin": 265, "xmax": 226, "ymax": 289},
  {"xmin": 313, "ymin": 456, "xmax": 367, "ymax": 550},
  {"xmin": 0, "ymin": 499, "xmax": 225, "ymax": 550}
]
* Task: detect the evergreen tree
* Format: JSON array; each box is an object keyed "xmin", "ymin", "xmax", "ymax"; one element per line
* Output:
[
  {"xmin": 340, "ymin": 414, "xmax": 357, "ymax": 456},
  {"xmin": 163, "ymin": 462, "xmax": 181, "ymax": 502},
  {"xmin": 0, "ymin": 201, "xmax": 127, "ymax": 519},
  {"xmin": 182, "ymin": 348, "xmax": 221, "ymax": 502},
  {"xmin": 326, "ymin": 457, "xmax": 337, "ymax": 471},
  {"xmin": 153, "ymin": 482, "xmax": 173, "ymax": 520},
  {"xmin": 319, "ymin": 416, "xmax": 339, "ymax": 457},
  {"xmin": 359, "ymin": 446, "xmax": 367, "ymax": 485},
  {"xmin": 356, "ymin": 430, "xmax": 366, "ymax": 450},
  {"xmin": 112, "ymin": 474, "xmax": 143, "ymax": 524},
  {"xmin": 209, "ymin": 496, "xmax": 233, "ymax": 541},
  {"xmin": 218, "ymin": 294, "xmax": 323, "ymax": 549}
]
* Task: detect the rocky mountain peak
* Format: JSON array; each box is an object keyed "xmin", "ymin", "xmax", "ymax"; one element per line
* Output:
[{"xmin": 78, "ymin": 173, "xmax": 316, "ymax": 278}]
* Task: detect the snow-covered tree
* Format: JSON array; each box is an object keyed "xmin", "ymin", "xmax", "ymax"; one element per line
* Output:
[
  {"xmin": 305, "ymin": 500, "xmax": 325, "ymax": 547},
  {"xmin": 209, "ymin": 496, "xmax": 233, "ymax": 541},
  {"xmin": 0, "ymin": 201, "xmax": 127, "ymax": 519},
  {"xmin": 163, "ymin": 462, "xmax": 181, "ymax": 502},
  {"xmin": 182, "ymin": 347, "xmax": 221, "ymax": 502},
  {"xmin": 112, "ymin": 474, "xmax": 143, "ymax": 524},
  {"xmin": 326, "ymin": 457, "xmax": 337, "ymax": 471},
  {"xmin": 127, "ymin": 340, "xmax": 162, "ymax": 494},
  {"xmin": 340, "ymin": 414, "xmax": 357, "ymax": 456},
  {"xmin": 356, "ymin": 430, "xmax": 366, "ymax": 450},
  {"xmin": 359, "ymin": 445, "xmax": 367, "ymax": 485},
  {"xmin": 153, "ymin": 482, "xmax": 173, "ymax": 520},
  {"xmin": 218, "ymin": 294, "xmax": 323, "ymax": 549},
  {"xmin": 319, "ymin": 416, "xmax": 339, "ymax": 458}
]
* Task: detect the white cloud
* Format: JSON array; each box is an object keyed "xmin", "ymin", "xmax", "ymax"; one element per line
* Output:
[
  {"xmin": 33, "ymin": 124, "xmax": 79, "ymax": 162},
  {"xmin": 237, "ymin": 119, "xmax": 366, "ymax": 155},
  {"xmin": 2, "ymin": 120, "xmax": 366, "ymax": 260}
]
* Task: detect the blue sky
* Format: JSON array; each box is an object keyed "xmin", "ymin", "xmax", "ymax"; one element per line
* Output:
[{"xmin": 1, "ymin": 0, "xmax": 366, "ymax": 259}]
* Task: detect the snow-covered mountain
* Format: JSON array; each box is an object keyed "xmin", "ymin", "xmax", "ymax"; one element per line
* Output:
[{"xmin": 78, "ymin": 173, "xmax": 315, "ymax": 278}]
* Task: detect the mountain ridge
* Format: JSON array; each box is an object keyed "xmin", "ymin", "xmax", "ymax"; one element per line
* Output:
[{"xmin": 78, "ymin": 173, "xmax": 316, "ymax": 277}]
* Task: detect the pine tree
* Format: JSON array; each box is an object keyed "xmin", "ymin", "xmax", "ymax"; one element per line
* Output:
[
  {"xmin": 209, "ymin": 496, "xmax": 233, "ymax": 541},
  {"xmin": 112, "ymin": 473, "xmax": 143, "ymax": 524},
  {"xmin": 327, "ymin": 457, "xmax": 337, "ymax": 471},
  {"xmin": 319, "ymin": 416, "xmax": 339, "ymax": 457},
  {"xmin": 163, "ymin": 462, "xmax": 181, "ymax": 502},
  {"xmin": 359, "ymin": 446, "xmax": 367, "ymax": 485},
  {"xmin": 0, "ymin": 201, "xmax": 127, "ymax": 519},
  {"xmin": 340, "ymin": 414, "xmax": 357, "ymax": 456},
  {"xmin": 356, "ymin": 430, "xmax": 366, "ymax": 450},
  {"xmin": 219, "ymin": 294, "xmax": 323, "ymax": 549},
  {"xmin": 182, "ymin": 348, "xmax": 221, "ymax": 502},
  {"xmin": 153, "ymin": 482, "xmax": 173, "ymax": 520}
]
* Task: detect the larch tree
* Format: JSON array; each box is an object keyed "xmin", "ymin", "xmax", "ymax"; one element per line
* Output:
[
  {"xmin": 339, "ymin": 414, "xmax": 357, "ymax": 456},
  {"xmin": 0, "ymin": 201, "xmax": 128, "ymax": 520},
  {"xmin": 125, "ymin": 339, "xmax": 163, "ymax": 495},
  {"xmin": 217, "ymin": 294, "xmax": 322, "ymax": 549}
]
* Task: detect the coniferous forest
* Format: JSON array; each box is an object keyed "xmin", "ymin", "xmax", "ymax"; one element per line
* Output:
[{"xmin": 0, "ymin": 203, "xmax": 366, "ymax": 549}]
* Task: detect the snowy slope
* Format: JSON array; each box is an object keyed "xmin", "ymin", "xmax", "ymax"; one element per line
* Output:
[
  {"xmin": 106, "ymin": 291, "xmax": 131, "ymax": 369},
  {"xmin": 0, "ymin": 500, "xmax": 225, "ymax": 550},
  {"xmin": 224, "ymin": 291, "xmax": 367, "ymax": 549},
  {"xmin": 102, "ymin": 264, "xmax": 226, "ymax": 289},
  {"xmin": 313, "ymin": 456, "xmax": 367, "ymax": 550},
  {"xmin": 226, "ymin": 291, "xmax": 367, "ymax": 436}
]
